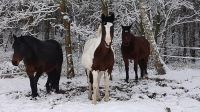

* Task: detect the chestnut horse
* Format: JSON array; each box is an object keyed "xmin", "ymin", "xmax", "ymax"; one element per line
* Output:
[
  {"xmin": 81, "ymin": 13, "xmax": 114, "ymax": 104},
  {"xmin": 121, "ymin": 24, "xmax": 150, "ymax": 83},
  {"xmin": 12, "ymin": 35, "xmax": 63, "ymax": 97}
]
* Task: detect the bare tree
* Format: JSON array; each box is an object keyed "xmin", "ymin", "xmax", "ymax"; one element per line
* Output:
[
  {"xmin": 60, "ymin": 0, "xmax": 75, "ymax": 78},
  {"xmin": 139, "ymin": 0, "xmax": 167, "ymax": 75}
]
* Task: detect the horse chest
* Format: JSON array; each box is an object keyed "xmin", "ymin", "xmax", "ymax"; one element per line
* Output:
[
  {"xmin": 92, "ymin": 49, "xmax": 114, "ymax": 71},
  {"xmin": 121, "ymin": 46, "xmax": 136, "ymax": 59}
]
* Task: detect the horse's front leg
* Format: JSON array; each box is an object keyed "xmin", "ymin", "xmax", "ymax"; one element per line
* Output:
[
  {"xmin": 97, "ymin": 72, "xmax": 103, "ymax": 101},
  {"xmin": 92, "ymin": 70, "xmax": 99, "ymax": 104},
  {"xmin": 124, "ymin": 58, "xmax": 129, "ymax": 83},
  {"xmin": 134, "ymin": 62, "xmax": 138, "ymax": 81},
  {"xmin": 104, "ymin": 71, "xmax": 110, "ymax": 102},
  {"xmin": 28, "ymin": 74, "xmax": 38, "ymax": 97}
]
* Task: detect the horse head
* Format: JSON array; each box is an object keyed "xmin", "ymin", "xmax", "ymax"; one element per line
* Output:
[
  {"xmin": 101, "ymin": 12, "xmax": 115, "ymax": 48},
  {"xmin": 121, "ymin": 24, "xmax": 133, "ymax": 46},
  {"xmin": 12, "ymin": 35, "xmax": 26, "ymax": 66}
]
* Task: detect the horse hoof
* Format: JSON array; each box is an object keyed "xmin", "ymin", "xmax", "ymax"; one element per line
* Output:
[
  {"xmin": 125, "ymin": 79, "xmax": 129, "ymax": 83},
  {"xmin": 104, "ymin": 97, "xmax": 109, "ymax": 102},
  {"xmin": 32, "ymin": 93, "xmax": 39, "ymax": 98},
  {"xmin": 88, "ymin": 96, "xmax": 92, "ymax": 100},
  {"xmin": 144, "ymin": 75, "xmax": 148, "ymax": 79},
  {"xmin": 92, "ymin": 100, "xmax": 97, "ymax": 105},
  {"xmin": 134, "ymin": 79, "xmax": 139, "ymax": 83}
]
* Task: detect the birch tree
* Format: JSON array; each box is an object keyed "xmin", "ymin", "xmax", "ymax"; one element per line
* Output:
[
  {"xmin": 60, "ymin": 0, "xmax": 75, "ymax": 78},
  {"xmin": 139, "ymin": 0, "xmax": 167, "ymax": 75}
]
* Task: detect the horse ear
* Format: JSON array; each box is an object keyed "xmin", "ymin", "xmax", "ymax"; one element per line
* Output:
[
  {"xmin": 130, "ymin": 23, "xmax": 133, "ymax": 27},
  {"xmin": 129, "ymin": 23, "xmax": 133, "ymax": 29},
  {"xmin": 13, "ymin": 35, "xmax": 17, "ymax": 40},
  {"xmin": 109, "ymin": 12, "xmax": 115, "ymax": 22},
  {"xmin": 101, "ymin": 13, "xmax": 106, "ymax": 22},
  {"xmin": 121, "ymin": 25, "xmax": 124, "ymax": 29}
]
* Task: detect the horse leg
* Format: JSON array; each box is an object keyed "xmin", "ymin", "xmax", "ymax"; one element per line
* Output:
[
  {"xmin": 46, "ymin": 72, "xmax": 53, "ymax": 93},
  {"xmin": 86, "ymin": 69, "xmax": 92, "ymax": 100},
  {"xmin": 47, "ymin": 69, "xmax": 60, "ymax": 93},
  {"xmin": 134, "ymin": 62, "xmax": 138, "ymax": 81},
  {"xmin": 29, "ymin": 75, "xmax": 38, "ymax": 97},
  {"xmin": 97, "ymin": 72, "xmax": 103, "ymax": 101},
  {"xmin": 124, "ymin": 58, "xmax": 129, "ymax": 83},
  {"xmin": 45, "ymin": 78, "xmax": 51, "ymax": 93},
  {"xmin": 54, "ymin": 67, "xmax": 61, "ymax": 93},
  {"xmin": 143, "ymin": 58, "xmax": 148, "ymax": 79},
  {"xmin": 139, "ymin": 60, "xmax": 144, "ymax": 79},
  {"xmin": 104, "ymin": 71, "xmax": 110, "ymax": 102},
  {"xmin": 31, "ymin": 72, "xmax": 42, "ymax": 95},
  {"xmin": 92, "ymin": 70, "xmax": 99, "ymax": 104}
]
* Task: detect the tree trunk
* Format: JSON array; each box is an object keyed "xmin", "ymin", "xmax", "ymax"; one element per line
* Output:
[
  {"xmin": 183, "ymin": 23, "xmax": 187, "ymax": 61},
  {"xmin": 101, "ymin": 0, "xmax": 108, "ymax": 16},
  {"xmin": 44, "ymin": 19, "xmax": 50, "ymax": 40},
  {"xmin": 189, "ymin": 22, "xmax": 196, "ymax": 63},
  {"xmin": 60, "ymin": 0, "xmax": 75, "ymax": 78},
  {"xmin": 139, "ymin": 0, "xmax": 167, "ymax": 75},
  {"xmin": 154, "ymin": 10, "xmax": 161, "ymax": 43}
]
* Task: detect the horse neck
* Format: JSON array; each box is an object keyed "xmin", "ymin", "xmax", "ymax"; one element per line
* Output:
[
  {"xmin": 22, "ymin": 38, "xmax": 39, "ymax": 63},
  {"xmin": 97, "ymin": 41, "xmax": 111, "ymax": 54}
]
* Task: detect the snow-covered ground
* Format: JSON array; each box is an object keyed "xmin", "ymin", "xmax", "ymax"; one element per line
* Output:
[{"xmin": 0, "ymin": 60, "xmax": 200, "ymax": 112}]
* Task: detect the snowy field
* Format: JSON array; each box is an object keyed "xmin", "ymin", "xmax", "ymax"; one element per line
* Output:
[{"xmin": 0, "ymin": 59, "xmax": 200, "ymax": 112}]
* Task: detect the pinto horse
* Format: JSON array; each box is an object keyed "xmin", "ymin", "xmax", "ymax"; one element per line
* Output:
[
  {"xmin": 12, "ymin": 35, "xmax": 63, "ymax": 97},
  {"xmin": 81, "ymin": 13, "xmax": 114, "ymax": 104},
  {"xmin": 121, "ymin": 24, "xmax": 150, "ymax": 83}
]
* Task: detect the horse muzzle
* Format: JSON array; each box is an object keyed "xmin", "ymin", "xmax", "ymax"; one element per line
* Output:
[{"xmin": 12, "ymin": 60, "xmax": 19, "ymax": 66}]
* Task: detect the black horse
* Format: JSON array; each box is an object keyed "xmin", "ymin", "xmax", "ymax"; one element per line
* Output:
[
  {"xmin": 121, "ymin": 24, "xmax": 150, "ymax": 83},
  {"xmin": 12, "ymin": 35, "xmax": 63, "ymax": 97}
]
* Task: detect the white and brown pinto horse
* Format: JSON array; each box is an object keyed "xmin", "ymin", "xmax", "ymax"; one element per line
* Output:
[{"xmin": 81, "ymin": 13, "xmax": 114, "ymax": 104}]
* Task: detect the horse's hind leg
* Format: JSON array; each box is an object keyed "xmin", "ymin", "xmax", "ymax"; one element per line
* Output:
[
  {"xmin": 46, "ymin": 73, "xmax": 52, "ymax": 93},
  {"xmin": 47, "ymin": 69, "xmax": 61, "ymax": 93},
  {"xmin": 143, "ymin": 58, "xmax": 148, "ymax": 79},
  {"xmin": 86, "ymin": 69, "xmax": 93, "ymax": 100},
  {"xmin": 139, "ymin": 60, "xmax": 145, "ymax": 79}
]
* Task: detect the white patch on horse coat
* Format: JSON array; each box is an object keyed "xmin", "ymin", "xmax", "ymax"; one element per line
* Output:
[
  {"xmin": 81, "ymin": 25, "xmax": 102, "ymax": 70},
  {"xmin": 104, "ymin": 22, "xmax": 113, "ymax": 46}
]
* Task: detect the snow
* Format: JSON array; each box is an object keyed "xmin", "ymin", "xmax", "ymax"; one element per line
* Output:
[{"xmin": 0, "ymin": 60, "xmax": 200, "ymax": 112}]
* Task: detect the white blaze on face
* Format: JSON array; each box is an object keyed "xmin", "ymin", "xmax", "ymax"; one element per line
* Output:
[{"xmin": 104, "ymin": 22, "xmax": 113, "ymax": 46}]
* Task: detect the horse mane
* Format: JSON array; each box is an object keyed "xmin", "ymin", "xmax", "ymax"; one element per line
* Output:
[
  {"xmin": 96, "ymin": 24, "xmax": 102, "ymax": 38},
  {"xmin": 20, "ymin": 36, "xmax": 41, "ymax": 58}
]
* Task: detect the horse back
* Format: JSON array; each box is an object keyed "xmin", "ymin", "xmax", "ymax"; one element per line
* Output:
[{"xmin": 29, "ymin": 39, "xmax": 63, "ymax": 69}]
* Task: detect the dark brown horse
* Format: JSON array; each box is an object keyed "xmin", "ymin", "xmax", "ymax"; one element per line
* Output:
[
  {"xmin": 12, "ymin": 35, "xmax": 63, "ymax": 97},
  {"xmin": 121, "ymin": 24, "xmax": 150, "ymax": 83},
  {"xmin": 81, "ymin": 13, "xmax": 115, "ymax": 104}
]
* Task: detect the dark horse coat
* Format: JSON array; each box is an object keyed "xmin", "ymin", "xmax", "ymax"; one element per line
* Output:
[
  {"xmin": 12, "ymin": 35, "xmax": 63, "ymax": 97},
  {"xmin": 121, "ymin": 25, "xmax": 150, "ymax": 83}
]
